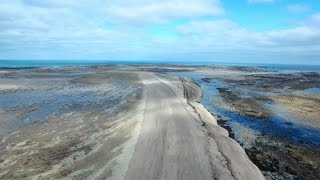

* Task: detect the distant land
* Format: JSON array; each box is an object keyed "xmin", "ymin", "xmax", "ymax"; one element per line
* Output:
[{"xmin": 1, "ymin": 60, "xmax": 320, "ymax": 72}]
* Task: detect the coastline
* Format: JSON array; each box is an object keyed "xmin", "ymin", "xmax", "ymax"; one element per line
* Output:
[
  {"xmin": 0, "ymin": 66, "xmax": 265, "ymax": 179},
  {"xmin": 168, "ymin": 66, "xmax": 320, "ymax": 180},
  {"xmin": 1, "ymin": 64, "xmax": 319, "ymax": 179}
]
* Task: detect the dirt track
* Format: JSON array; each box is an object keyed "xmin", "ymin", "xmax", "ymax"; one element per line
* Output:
[{"xmin": 124, "ymin": 73, "xmax": 264, "ymax": 180}]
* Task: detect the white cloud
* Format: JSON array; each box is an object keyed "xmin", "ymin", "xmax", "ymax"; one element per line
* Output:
[
  {"xmin": 301, "ymin": 13, "xmax": 320, "ymax": 28},
  {"xmin": 287, "ymin": 4, "xmax": 309, "ymax": 13},
  {"xmin": 103, "ymin": 0, "xmax": 224, "ymax": 24},
  {"xmin": 248, "ymin": 0, "xmax": 275, "ymax": 4},
  {"xmin": 16, "ymin": 0, "xmax": 224, "ymax": 24},
  {"xmin": 175, "ymin": 15, "xmax": 320, "ymax": 62},
  {"xmin": 0, "ymin": 0, "xmax": 225, "ymax": 59},
  {"xmin": 0, "ymin": 0, "xmax": 319, "ymax": 63}
]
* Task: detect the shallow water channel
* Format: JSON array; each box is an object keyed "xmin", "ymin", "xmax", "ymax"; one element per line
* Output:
[{"xmin": 169, "ymin": 71, "xmax": 320, "ymax": 179}]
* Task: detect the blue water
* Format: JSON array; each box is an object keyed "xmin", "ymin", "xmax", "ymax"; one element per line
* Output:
[
  {"xmin": 1, "ymin": 60, "xmax": 320, "ymax": 72},
  {"xmin": 170, "ymin": 72, "xmax": 320, "ymax": 149},
  {"xmin": 0, "ymin": 60, "xmax": 147, "ymax": 68},
  {"xmin": 206, "ymin": 63, "xmax": 320, "ymax": 72},
  {"xmin": 301, "ymin": 88, "xmax": 320, "ymax": 95},
  {"xmin": 255, "ymin": 64, "xmax": 320, "ymax": 72}
]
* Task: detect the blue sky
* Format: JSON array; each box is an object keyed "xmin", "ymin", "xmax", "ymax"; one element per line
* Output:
[{"xmin": 0, "ymin": 0, "xmax": 320, "ymax": 64}]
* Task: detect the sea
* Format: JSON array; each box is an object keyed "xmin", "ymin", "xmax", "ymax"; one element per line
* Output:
[{"xmin": 0, "ymin": 60, "xmax": 320, "ymax": 72}]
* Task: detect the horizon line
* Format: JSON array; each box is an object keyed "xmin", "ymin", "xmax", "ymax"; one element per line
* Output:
[{"xmin": 1, "ymin": 59, "xmax": 320, "ymax": 66}]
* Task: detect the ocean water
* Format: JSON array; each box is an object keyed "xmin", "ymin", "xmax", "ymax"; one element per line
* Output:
[
  {"xmin": 1, "ymin": 60, "xmax": 320, "ymax": 72},
  {"xmin": 0, "ymin": 60, "xmax": 144, "ymax": 68}
]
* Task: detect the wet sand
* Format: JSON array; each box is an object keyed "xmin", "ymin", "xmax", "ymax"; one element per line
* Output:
[
  {"xmin": 0, "ymin": 66, "xmax": 264, "ymax": 180},
  {"xmin": 165, "ymin": 66, "xmax": 320, "ymax": 180},
  {"xmin": 0, "ymin": 67, "xmax": 144, "ymax": 179}
]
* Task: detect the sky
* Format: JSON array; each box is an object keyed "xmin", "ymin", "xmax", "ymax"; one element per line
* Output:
[{"xmin": 0, "ymin": 0, "xmax": 320, "ymax": 64}]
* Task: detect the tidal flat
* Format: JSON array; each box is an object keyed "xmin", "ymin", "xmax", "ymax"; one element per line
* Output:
[
  {"xmin": 0, "ymin": 65, "xmax": 264, "ymax": 180},
  {"xmin": 0, "ymin": 66, "xmax": 144, "ymax": 179},
  {"xmin": 166, "ymin": 66, "xmax": 320, "ymax": 180},
  {"xmin": 0, "ymin": 64, "xmax": 319, "ymax": 180}
]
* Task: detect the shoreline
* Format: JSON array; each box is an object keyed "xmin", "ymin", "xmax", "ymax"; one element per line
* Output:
[
  {"xmin": 0, "ymin": 67, "xmax": 265, "ymax": 179},
  {"xmin": 1, "ymin": 65, "xmax": 319, "ymax": 179},
  {"xmin": 169, "ymin": 67, "xmax": 320, "ymax": 180}
]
